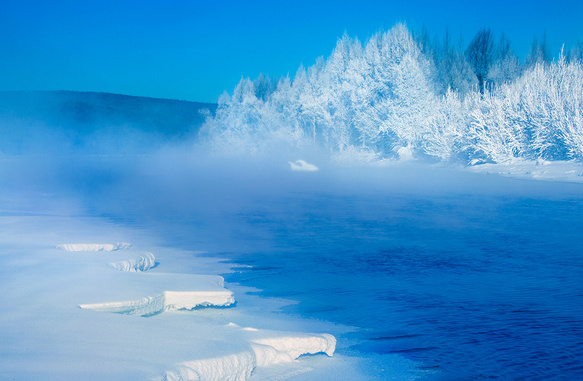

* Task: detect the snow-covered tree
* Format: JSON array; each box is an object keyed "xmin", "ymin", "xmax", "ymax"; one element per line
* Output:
[
  {"xmin": 200, "ymin": 23, "xmax": 583, "ymax": 166},
  {"xmin": 466, "ymin": 55, "xmax": 583, "ymax": 162}
]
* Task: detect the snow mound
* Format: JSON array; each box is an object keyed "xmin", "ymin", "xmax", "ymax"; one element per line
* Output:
[
  {"xmin": 79, "ymin": 290, "xmax": 235, "ymax": 316},
  {"xmin": 289, "ymin": 160, "xmax": 318, "ymax": 172},
  {"xmin": 57, "ymin": 242, "xmax": 132, "ymax": 251},
  {"xmin": 252, "ymin": 333, "xmax": 336, "ymax": 359},
  {"xmin": 396, "ymin": 145, "xmax": 415, "ymax": 161},
  {"xmin": 159, "ymin": 332, "xmax": 336, "ymax": 381},
  {"xmin": 110, "ymin": 252, "xmax": 156, "ymax": 272}
]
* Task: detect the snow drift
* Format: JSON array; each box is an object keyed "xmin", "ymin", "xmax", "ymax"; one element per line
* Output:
[{"xmin": 110, "ymin": 252, "xmax": 156, "ymax": 272}]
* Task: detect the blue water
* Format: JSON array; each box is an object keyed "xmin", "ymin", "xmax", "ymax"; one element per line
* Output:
[
  {"xmin": 82, "ymin": 161, "xmax": 583, "ymax": 380},
  {"xmin": 218, "ymin": 191, "xmax": 583, "ymax": 380}
]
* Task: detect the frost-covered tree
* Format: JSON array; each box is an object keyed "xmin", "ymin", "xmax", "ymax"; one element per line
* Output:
[
  {"xmin": 466, "ymin": 55, "xmax": 583, "ymax": 162},
  {"xmin": 354, "ymin": 24, "xmax": 438, "ymax": 158},
  {"xmin": 423, "ymin": 89, "xmax": 469, "ymax": 161},
  {"xmin": 200, "ymin": 23, "xmax": 583, "ymax": 166},
  {"xmin": 201, "ymin": 24, "xmax": 440, "ymax": 160},
  {"xmin": 466, "ymin": 88, "xmax": 530, "ymax": 163}
]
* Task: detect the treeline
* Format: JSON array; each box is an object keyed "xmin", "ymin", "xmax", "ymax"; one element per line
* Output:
[{"xmin": 201, "ymin": 24, "xmax": 583, "ymax": 164}]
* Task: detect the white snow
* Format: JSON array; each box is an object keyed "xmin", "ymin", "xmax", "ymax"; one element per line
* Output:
[
  {"xmin": 57, "ymin": 242, "xmax": 132, "ymax": 251},
  {"xmin": 290, "ymin": 160, "xmax": 319, "ymax": 172},
  {"xmin": 160, "ymin": 328, "xmax": 337, "ymax": 381},
  {"xmin": 396, "ymin": 145, "xmax": 415, "ymax": 161},
  {"xmin": 164, "ymin": 290, "xmax": 235, "ymax": 309},
  {"xmin": 110, "ymin": 252, "xmax": 156, "ymax": 272},
  {"xmin": 252, "ymin": 333, "xmax": 336, "ymax": 359},
  {"xmin": 80, "ymin": 290, "xmax": 235, "ymax": 316}
]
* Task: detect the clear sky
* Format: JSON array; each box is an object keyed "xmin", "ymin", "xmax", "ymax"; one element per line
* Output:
[{"xmin": 1, "ymin": 0, "xmax": 581, "ymax": 103}]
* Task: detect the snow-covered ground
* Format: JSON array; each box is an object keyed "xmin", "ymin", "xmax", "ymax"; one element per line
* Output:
[{"xmin": 466, "ymin": 159, "xmax": 583, "ymax": 183}]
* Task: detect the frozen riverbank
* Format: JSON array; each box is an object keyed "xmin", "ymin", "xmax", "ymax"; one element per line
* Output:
[
  {"xmin": 0, "ymin": 213, "xmax": 329, "ymax": 379},
  {"xmin": 0, "ymin": 190, "xmax": 425, "ymax": 380}
]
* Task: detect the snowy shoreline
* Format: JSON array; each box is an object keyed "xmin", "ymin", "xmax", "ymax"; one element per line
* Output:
[
  {"xmin": 5, "ymin": 152, "xmax": 581, "ymax": 379},
  {"xmin": 0, "ymin": 210, "xmax": 348, "ymax": 380}
]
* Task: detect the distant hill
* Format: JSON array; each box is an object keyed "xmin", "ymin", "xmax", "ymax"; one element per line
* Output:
[
  {"xmin": 0, "ymin": 91, "xmax": 216, "ymax": 137},
  {"xmin": 0, "ymin": 91, "xmax": 217, "ymax": 155}
]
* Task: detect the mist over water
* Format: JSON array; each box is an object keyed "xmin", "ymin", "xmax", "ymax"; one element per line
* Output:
[
  {"xmin": 82, "ymin": 154, "xmax": 583, "ymax": 380},
  {"xmin": 106, "ymin": 158, "xmax": 583, "ymax": 380},
  {"xmin": 8, "ymin": 150, "xmax": 582, "ymax": 379}
]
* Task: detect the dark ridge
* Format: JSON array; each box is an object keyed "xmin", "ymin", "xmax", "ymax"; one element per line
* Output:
[{"xmin": 0, "ymin": 90, "xmax": 217, "ymax": 138}]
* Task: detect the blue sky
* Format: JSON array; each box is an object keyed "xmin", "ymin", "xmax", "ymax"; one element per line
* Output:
[{"xmin": 1, "ymin": 0, "xmax": 581, "ymax": 103}]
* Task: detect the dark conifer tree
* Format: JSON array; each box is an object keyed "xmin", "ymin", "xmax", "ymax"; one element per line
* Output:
[{"xmin": 466, "ymin": 28, "xmax": 496, "ymax": 93}]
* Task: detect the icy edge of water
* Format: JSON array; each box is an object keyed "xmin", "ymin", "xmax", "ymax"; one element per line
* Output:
[
  {"xmin": 80, "ymin": 290, "xmax": 236, "ymax": 316},
  {"xmin": 63, "ymin": 239, "xmax": 339, "ymax": 378},
  {"xmin": 0, "ymin": 212, "xmax": 340, "ymax": 381}
]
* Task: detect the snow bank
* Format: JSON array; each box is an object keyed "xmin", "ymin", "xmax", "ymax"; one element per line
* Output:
[
  {"xmin": 160, "ymin": 330, "xmax": 336, "ymax": 381},
  {"xmin": 1, "ymin": 210, "xmax": 343, "ymax": 380},
  {"xmin": 80, "ymin": 290, "xmax": 235, "ymax": 316},
  {"xmin": 57, "ymin": 242, "xmax": 132, "ymax": 251},
  {"xmin": 110, "ymin": 252, "xmax": 156, "ymax": 272}
]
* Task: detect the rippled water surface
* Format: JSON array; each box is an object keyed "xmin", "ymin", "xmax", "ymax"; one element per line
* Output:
[{"xmin": 219, "ymin": 191, "xmax": 583, "ymax": 380}]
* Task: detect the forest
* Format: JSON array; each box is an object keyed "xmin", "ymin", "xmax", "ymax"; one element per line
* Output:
[{"xmin": 202, "ymin": 24, "xmax": 583, "ymax": 165}]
